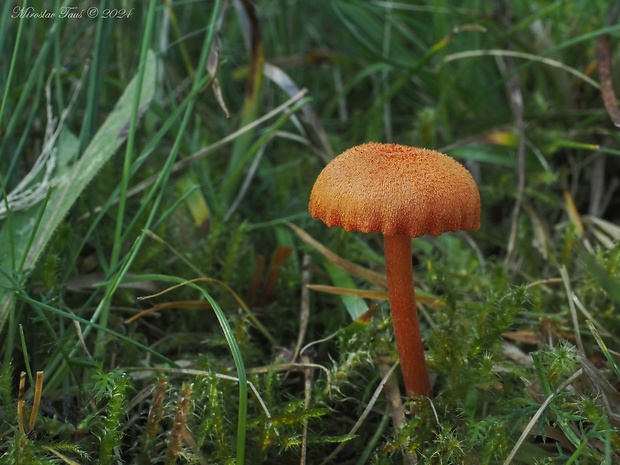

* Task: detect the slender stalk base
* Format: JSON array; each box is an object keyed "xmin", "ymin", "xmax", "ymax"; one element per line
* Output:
[{"xmin": 384, "ymin": 234, "xmax": 432, "ymax": 398}]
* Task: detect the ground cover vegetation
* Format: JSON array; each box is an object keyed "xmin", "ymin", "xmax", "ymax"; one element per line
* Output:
[{"xmin": 1, "ymin": 0, "xmax": 619, "ymax": 463}]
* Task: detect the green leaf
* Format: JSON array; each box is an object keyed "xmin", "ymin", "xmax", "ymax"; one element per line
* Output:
[
  {"xmin": 0, "ymin": 50, "xmax": 157, "ymax": 332},
  {"xmin": 325, "ymin": 261, "xmax": 368, "ymax": 320},
  {"xmin": 581, "ymin": 251, "xmax": 620, "ymax": 305},
  {"xmin": 449, "ymin": 145, "xmax": 516, "ymax": 167}
]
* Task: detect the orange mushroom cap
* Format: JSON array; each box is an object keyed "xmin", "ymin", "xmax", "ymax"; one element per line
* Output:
[{"xmin": 309, "ymin": 142, "xmax": 480, "ymax": 237}]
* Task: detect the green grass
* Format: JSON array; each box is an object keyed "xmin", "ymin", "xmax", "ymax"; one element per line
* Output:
[{"xmin": 1, "ymin": 0, "xmax": 620, "ymax": 463}]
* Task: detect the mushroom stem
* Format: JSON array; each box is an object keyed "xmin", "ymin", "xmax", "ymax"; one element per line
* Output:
[{"xmin": 383, "ymin": 234, "xmax": 432, "ymax": 398}]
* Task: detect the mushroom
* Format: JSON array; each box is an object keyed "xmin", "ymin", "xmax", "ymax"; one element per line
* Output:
[{"xmin": 309, "ymin": 142, "xmax": 480, "ymax": 397}]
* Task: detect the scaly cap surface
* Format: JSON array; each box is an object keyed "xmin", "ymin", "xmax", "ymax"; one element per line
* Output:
[{"xmin": 309, "ymin": 142, "xmax": 480, "ymax": 237}]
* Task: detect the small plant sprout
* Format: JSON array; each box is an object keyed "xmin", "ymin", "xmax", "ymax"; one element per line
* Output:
[{"xmin": 309, "ymin": 142, "xmax": 480, "ymax": 397}]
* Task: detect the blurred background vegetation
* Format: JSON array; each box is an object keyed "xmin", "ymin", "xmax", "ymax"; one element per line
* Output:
[{"xmin": 1, "ymin": 0, "xmax": 619, "ymax": 463}]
